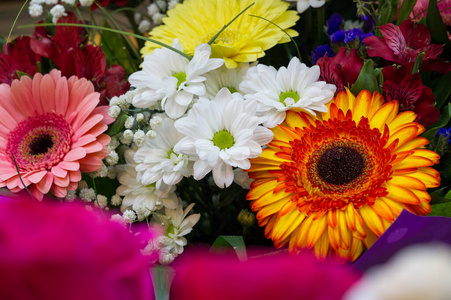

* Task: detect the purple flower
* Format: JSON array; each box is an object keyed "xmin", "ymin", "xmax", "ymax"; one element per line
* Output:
[
  {"xmin": 437, "ymin": 127, "xmax": 451, "ymax": 144},
  {"xmin": 311, "ymin": 44, "xmax": 335, "ymax": 64},
  {"xmin": 330, "ymin": 29, "xmax": 346, "ymax": 44},
  {"xmin": 327, "ymin": 13, "xmax": 343, "ymax": 35}
]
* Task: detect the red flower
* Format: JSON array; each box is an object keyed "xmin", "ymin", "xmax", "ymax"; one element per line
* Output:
[
  {"xmin": 0, "ymin": 36, "xmax": 41, "ymax": 85},
  {"xmin": 91, "ymin": 0, "xmax": 128, "ymax": 10},
  {"xmin": 364, "ymin": 20, "xmax": 451, "ymax": 73},
  {"xmin": 316, "ymin": 47, "xmax": 364, "ymax": 92},
  {"xmin": 171, "ymin": 249, "xmax": 360, "ymax": 300},
  {"xmin": 31, "ymin": 13, "xmax": 129, "ymax": 104},
  {"xmin": 382, "ymin": 64, "xmax": 439, "ymax": 126}
]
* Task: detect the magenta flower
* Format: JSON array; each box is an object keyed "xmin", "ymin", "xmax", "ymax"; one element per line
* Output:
[
  {"xmin": 316, "ymin": 47, "xmax": 364, "ymax": 92},
  {"xmin": 364, "ymin": 20, "xmax": 451, "ymax": 73},
  {"xmin": 0, "ymin": 193, "xmax": 154, "ymax": 300},
  {"xmin": 382, "ymin": 64, "xmax": 439, "ymax": 126},
  {"xmin": 171, "ymin": 249, "xmax": 360, "ymax": 300}
]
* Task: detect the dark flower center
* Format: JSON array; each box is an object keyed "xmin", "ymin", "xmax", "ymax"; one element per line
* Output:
[
  {"xmin": 29, "ymin": 134, "xmax": 54, "ymax": 155},
  {"xmin": 317, "ymin": 146, "xmax": 364, "ymax": 185}
]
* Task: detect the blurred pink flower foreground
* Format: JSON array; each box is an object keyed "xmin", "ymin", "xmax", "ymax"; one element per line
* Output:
[
  {"xmin": 0, "ymin": 70, "xmax": 114, "ymax": 200},
  {"xmin": 171, "ymin": 249, "xmax": 360, "ymax": 300},
  {"xmin": 0, "ymin": 194, "xmax": 154, "ymax": 300}
]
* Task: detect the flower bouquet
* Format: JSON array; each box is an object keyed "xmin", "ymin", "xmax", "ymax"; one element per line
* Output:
[{"xmin": 1, "ymin": 0, "xmax": 451, "ymax": 298}]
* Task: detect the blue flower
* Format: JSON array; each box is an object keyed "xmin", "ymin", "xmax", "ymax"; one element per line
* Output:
[
  {"xmin": 327, "ymin": 14, "xmax": 343, "ymax": 35},
  {"xmin": 330, "ymin": 29, "xmax": 346, "ymax": 44},
  {"xmin": 437, "ymin": 127, "xmax": 451, "ymax": 144},
  {"xmin": 311, "ymin": 44, "xmax": 335, "ymax": 64}
]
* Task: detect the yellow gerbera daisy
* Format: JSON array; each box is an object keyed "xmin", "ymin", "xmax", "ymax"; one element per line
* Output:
[
  {"xmin": 141, "ymin": 0, "xmax": 299, "ymax": 68},
  {"xmin": 247, "ymin": 89, "xmax": 440, "ymax": 261}
]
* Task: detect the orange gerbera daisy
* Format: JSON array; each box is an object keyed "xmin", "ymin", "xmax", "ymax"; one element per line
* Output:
[{"xmin": 247, "ymin": 89, "xmax": 440, "ymax": 261}]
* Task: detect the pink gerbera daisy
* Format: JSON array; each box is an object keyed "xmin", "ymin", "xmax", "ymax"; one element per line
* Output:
[{"xmin": 0, "ymin": 70, "xmax": 114, "ymax": 200}]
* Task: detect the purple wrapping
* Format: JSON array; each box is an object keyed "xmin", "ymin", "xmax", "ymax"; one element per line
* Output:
[{"xmin": 352, "ymin": 209, "xmax": 451, "ymax": 272}]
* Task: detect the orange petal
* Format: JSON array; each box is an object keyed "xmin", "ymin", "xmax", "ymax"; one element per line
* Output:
[
  {"xmin": 387, "ymin": 111, "xmax": 417, "ymax": 132},
  {"xmin": 359, "ymin": 205, "xmax": 385, "ymax": 236},
  {"xmin": 371, "ymin": 198, "xmax": 395, "ymax": 221},
  {"xmin": 369, "ymin": 101, "xmax": 398, "ymax": 132}
]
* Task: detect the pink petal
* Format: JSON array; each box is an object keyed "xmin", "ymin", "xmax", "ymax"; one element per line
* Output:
[
  {"xmin": 51, "ymin": 185, "xmax": 67, "ymax": 198},
  {"xmin": 69, "ymin": 170, "xmax": 82, "ymax": 182},
  {"xmin": 364, "ymin": 36, "xmax": 399, "ymax": 62},
  {"xmin": 29, "ymin": 185, "xmax": 44, "ymax": 200},
  {"xmin": 51, "ymin": 165, "xmax": 68, "ymax": 178},
  {"xmin": 82, "ymin": 141, "xmax": 103, "ymax": 154},
  {"xmin": 58, "ymin": 161, "xmax": 80, "ymax": 171},
  {"xmin": 36, "ymin": 172, "xmax": 53, "ymax": 194},
  {"xmin": 66, "ymin": 79, "xmax": 94, "ymax": 119},
  {"xmin": 70, "ymin": 93, "xmax": 100, "ymax": 131},
  {"xmin": 79, "ymin": 155, "xmax": 103, "ymax": 172},
  {"xmin": 72, "ymin": 115, "xmax": 105, "ymax": 141},
  {"xmin": 28, "ymin": 170, "xmax": 48, "ymax": 184},
  {"xmin": 55, "ymin": 76, "xmax": 69, "ymax": 116},
  {"xmin": 40, "ymin": 74, "xmax": 56, "ymax": 113},
  {"xmin": 63, "ymin": 148, "xmax": 87, "ymax": 162},
  {"xmin": 31, "ymin": 72, "xmax": 45, "ymax": 115},
  {"xmin": 53, "ymin": 175, "xmax": 69, "ymax": 188},
  {"xmin": 10, "ymin": 80, "xmax": 34, "ymax": 118},
  {"xmin": 71, "ymin": 134, "xmax": 96, "ymax": 148},
  {"xmin": 92, "ymin": 106, "xmax": 115, "ymax": 125}
]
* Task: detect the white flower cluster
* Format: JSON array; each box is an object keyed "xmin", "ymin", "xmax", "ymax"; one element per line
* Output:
[
  {"xmin": 107, "ymin": 36, "xmax": 337, "ymax": 262},
  {"xmin": 133, "ymin": 0, "xmax": 180, "ymax": 34}
]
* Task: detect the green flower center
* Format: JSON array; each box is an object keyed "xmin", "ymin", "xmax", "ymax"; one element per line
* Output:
[
  {"xmin": 173, "ymin": 72, "xmax": 187, "ymax": 89},
  {"xmin": 279, "ymin": 91, "xmax": 300, "ymax": 106},
  {"xmin": 212, "ymin": 130, "xmax": 234, "ymax": 150},
  {"xmin": 227, "ymin": 86, "xmax": 238, "ymax": 93}
]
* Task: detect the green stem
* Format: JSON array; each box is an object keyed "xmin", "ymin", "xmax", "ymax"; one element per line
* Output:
[{"xmin": 7, "ymin": 0, "xmax": 29, "ymax": 43}]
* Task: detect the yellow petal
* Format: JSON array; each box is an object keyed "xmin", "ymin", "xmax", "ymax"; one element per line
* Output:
[
  {"xmin": 371, "ymin": 198, "xmax": 395, "ymax": 221},
  {"xmin": 359, "ymin": 205, "xmax": 385, "ymax": 236},
  {"xmin": 385, "ymin": 183, "xmax": 421, "ymax": 204},
  {"xmin": 369, "ymin": 101, "xmax": 398, "ymax": 132},
  {"xmin": 387, "ymin": 111, "xmax": 417, "ymax": 132}
]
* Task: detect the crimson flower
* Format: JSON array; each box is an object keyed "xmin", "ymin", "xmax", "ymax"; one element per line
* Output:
[
  {"xmin": 0, "ymin": 36, "xmax": 41, "ymax": 85},
  {"xmin": 31, "ymin": 13, "xmax": 129, "ymax": 104},
  {"xmin": 364, "ymin": 20, "xmax": 451, "ymax": 74},
  {"xmin": 382, "ymin": 64, "xmax": 439, "ymax": 126},
  {"xmin": 316, "ymin": 47, "xmax": 364, "ymax": 92}
]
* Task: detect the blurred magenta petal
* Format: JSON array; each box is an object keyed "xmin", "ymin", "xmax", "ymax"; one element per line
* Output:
[
  {"xmin": 0, "ymin": 193, "xmax": 153, "ymax": 300},
  {"xmin": 352, "ymin": 210, "xmax": 451, "ymax": 272},
  {"xmin": 171, "ymin": 249, "xmax": 360, "ymax": 300}
]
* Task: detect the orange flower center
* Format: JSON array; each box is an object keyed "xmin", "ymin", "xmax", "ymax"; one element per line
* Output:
[{"xmin": 278, "ymin": 116, "xmax": 393, "ymax": 215}]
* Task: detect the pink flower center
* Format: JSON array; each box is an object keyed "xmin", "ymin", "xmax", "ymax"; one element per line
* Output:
[{"xmin": 7, "ymin": 112, "xmax": 72, "ymax": 172}]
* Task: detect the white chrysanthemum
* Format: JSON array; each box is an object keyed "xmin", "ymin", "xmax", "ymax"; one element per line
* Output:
[
  {"xmin": 204, "ymin": 63, "xmax": 251, "ymax": 99},
  {"xmin": 287, "ymin": 0, "xmax": 326, "ymax": 13},
  {"xmin": 116, "ymin": 147, "xmax": 179, "ymax": 220},
  {"xmin": 240, "ymin": 57, "xmax": 336, "ymax": 128},
  {"xmin": 174, "ymin": 88, "xmax": 274, "ymax": 188},
  {"xmin": 129, "ymin": 39, "xmax": 224, "ymax": 119},
  {"xmin": 134, "ymin": 117, "xmax": 193, "ymax": 194},
  {"xmin": 154, "ymin": 201, "xmax": 200, "ymax": 257}
]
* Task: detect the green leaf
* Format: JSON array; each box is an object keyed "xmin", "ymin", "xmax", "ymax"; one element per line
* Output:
[
  {"xmin": 100, "ymin": 21, "xmax": 138, "ymax": 74},
  {"xmin": 377, "ymin": 0, "xmax": 399, "ymax": 26},
  {"xmin": 350, "ymin": 60, "xmax": 381, "ymax": 95},
  {"xmin": 107, "ymin": 113, "xmax": 127, "ymax": 136},
  {"xmin": 422, "ymin": 103, "xmax": 451, "ymax": 140},
  {"xmin": 0, "ymin": 36, "xmax": 6, "ymax": 50},
  {"xmin": 431, "ymin": 71, "xmax": 451, "ymax": 109},
  {"xmin": 444, "ymin": 189, "xmax": 451, "ymax": 200},
  {"xmin": 211, "ymin": 235, "xmax": 247, "ymax": 261},
  {"xmin": 411, "ymin": 52, "xmax": 424, "ymax": 74},
  {"xmin": 151, "ymin": 266, "xmax": 175, "ymax": 300},
  {"xmin": 426, "ymin": 0, "xmax": 450, "ymax": 45},
  {"xmin": 397, "ymin": 0, "xmax": 418, "ymax": 25},
  {"xmin": 428, "ymin": 202, "xmax": 451, "ymax": 217},
  {"xmin": 15, "ymin": 71, "xmax": 32, "ymax": 79}
]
